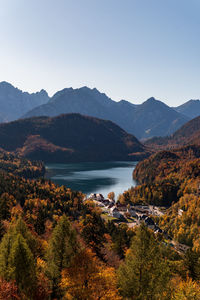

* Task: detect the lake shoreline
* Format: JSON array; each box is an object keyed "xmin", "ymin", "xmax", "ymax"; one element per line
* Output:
[{"xmin": 45, "ymin": 161, "xmax": 138, "ymax": 199}]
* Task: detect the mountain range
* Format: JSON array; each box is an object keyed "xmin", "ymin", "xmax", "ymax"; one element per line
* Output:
[
  {"xmin": 0, "ymin": 81, "xmax": 200, "ymax": 139},
  {"xmin": 0, "ymin": 113, "xmax": 148, "ymax": 163},
  {"xmin": 23, "ymin": 86, "xmax": 190, "ymax": 139},
  {"xmin": 0, "ymin": 81, "xmax": 49, "ymax": 122}
]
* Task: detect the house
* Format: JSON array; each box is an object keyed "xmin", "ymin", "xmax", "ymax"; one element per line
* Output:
[
  {"xmin": 108, "ymin": 202, "xmax": 115, "ymax": 209},
  {"xmin": 88, "ymin": 193, "xmax": 104, "ymax": 202},
  {"xmin": 88, "ymin": 193, "xmax": 97, "ymax": 200},
  {"xmin": 144, "ymin": 217, "xmax": 155, "ymax": 229},
  {"xmin": 154, "ymin": 225, "xmax": 162, "ymax": 234},
  {"xmin": 102, "ymin": 199, "xmax": 111, "ymax": 206},
  {"xmin": 96, "ymin": 193, "xmax": 104, "ymax": 201},
  {"xmin": 127, "ymin": 207, "xmax": 137, "ymax": 217},
  {"xmin": 116, "ymin": 202, "xmax": 127, "ymax": 212},
  {"xmin": 178, "ymin": 209, "xmax": 183, "ymax": 216},
  {"xmin": 138, "ymin": 214, "xmax": 147, "ymax": 221},
  {"xmin": 110, "ymin": 207, "xmax": 121, "ymax": 218}
]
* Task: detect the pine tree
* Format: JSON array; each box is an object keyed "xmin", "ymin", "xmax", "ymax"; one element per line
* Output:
[
  {"xmin": 13, "ymin": 217, "xmax": 38, "ymax": 256},
  {"xmin": 46, "ymin": 215, "xmax": 78, "ymax": 298},
  {"xmin": 117, "ymin": 223, "xmax": 170, "ymax": 300},
  {"xmin": 0, "ymin": 231, "xmax": 13, "ymax": 280},
  {"xmin": 184, "ymin": 248, "xmax": 200, "ymax": 281},
  {"xmin": 9, "ymin": 233, "xmax": 36, "ymax": 298},
  {"xmin": 0, "ymin": 193, "xmax": 11, "ymax": 221},
  {"xmin": 0, "ymin": 217, "xmax": 38, "ymax": 296}
]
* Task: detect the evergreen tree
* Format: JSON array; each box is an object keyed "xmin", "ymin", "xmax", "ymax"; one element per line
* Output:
[
  {"xmin": 46, "ymin": 215, "xmax": 78, "ymax": 298},
  {"xmin": 9, "ymin": 233, "xmax": 36, "ymax": 298},
  {"xmin": 0, "ymin": 217, "xmax": 38, "ymax": 291},
  {"xmin": 81, "ymin": 212, "xmax": 106, "ymax": 256},
  {"xmin": 184, "ymin": 248, "xmax": 200, "ymax": 281},
  {"xmin": 13, "ymin": 217, "xmax": 38, "ymax": 256},
  {"xmin": 0, "ymin": 193, "xmax": 12, "ymax": 221},
  {"xmin": 117, "ymin": 224, "xmax": 170, "ymax": 300},
  {"xmin": 0, "ymin": 231, "xmax": 13, "ymax": 280}
]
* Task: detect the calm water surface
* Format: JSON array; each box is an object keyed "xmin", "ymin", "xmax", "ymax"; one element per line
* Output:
[{"xmin": 45, "ymin": 161, "xmax": 138, "ymax": 199}]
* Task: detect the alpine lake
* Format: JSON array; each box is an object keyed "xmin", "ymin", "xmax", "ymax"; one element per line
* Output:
[{"xmin": 45, "ymin": 161, "xmax": 138, "ymax": 199}]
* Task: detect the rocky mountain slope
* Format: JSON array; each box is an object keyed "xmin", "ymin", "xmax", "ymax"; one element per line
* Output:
[
  {"xmin": 0, "ymin": 81, "xmax": 49, "ymax": 122},
  {"xmin": 174, "ymin": 99, "xmax": 200, "ymax": 119},
  {"xmin": 23, "ymin": 86, "xmax": 189, "ymax": 139}
]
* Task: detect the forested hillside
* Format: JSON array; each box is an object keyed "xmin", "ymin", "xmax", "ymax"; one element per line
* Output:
[
  {"xmin": 145, "ymin": 115, "xmax": 200, "ymax": 150},
  {"xmin": 118, "ymin": 145, "xmax": 200, "ymax": 252},
  {"xmin": 0, "ymin": 165, "xmax": 199, "ymax": 298},
  {"xmin": 0, "ymin": 151, "xmax": 45, "ymax": 178},
  {"xmin": 0, "ymin": 113, "xmax": 148, "ymax": 162}
]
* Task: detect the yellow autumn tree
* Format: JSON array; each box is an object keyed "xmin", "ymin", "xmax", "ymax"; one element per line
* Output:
[
  {"xmin": 60, "ymin": 247, "xmax": 121, "ymax": 300},
  {"xmin": 172, "ymin": 277, "xmax": 200, "ymax": 300}
]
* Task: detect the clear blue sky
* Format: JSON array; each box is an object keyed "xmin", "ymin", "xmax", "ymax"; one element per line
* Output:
[{"xmin": 0, "ymin": 0, "xmax": 199, "ymax": 106}]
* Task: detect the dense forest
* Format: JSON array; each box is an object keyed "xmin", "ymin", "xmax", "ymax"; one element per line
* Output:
[
  {"xmin": 0, "ymin": 151, "xmax": 45, "ymax": 178},
  {"xmin": 145, "ymin": 115, "xmax": 200, "ymax": 150},
  {"xmin": 0, "ymin": 153, "xmax": 199, "ymax": 299},
  {"xmin": 118, "ymin": 144, "xmax": 200, "ymax": 260},
  {"xmin": 0, "ymin": 114, "xmax": 148, "ymax": 163}
]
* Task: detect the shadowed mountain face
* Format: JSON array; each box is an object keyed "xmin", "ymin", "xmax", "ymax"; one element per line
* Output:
[
  {"xmin": 145, "ymin": 115, "xmax": 200, "ymax": 149},
  {"xmin": 0, "ymin": 113, "xmax": 148, "ymax": 163},
  {"xmin": 0, "ymin": 81, "xmax": 49, "ymax": 122},
  {"xmin": 23, "ymin": 87, "xmax": 189, "ymax": 139},
  {"xmin": 174, "ymin": 99, "xmax": 200, "ymax": 119},
  {"xmin": 129, "ymin": 97, "xmax": 189, "ymax": 139}
]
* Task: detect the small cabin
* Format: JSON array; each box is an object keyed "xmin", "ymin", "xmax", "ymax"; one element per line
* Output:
[
  {"xmin": 96, "ymin": 193, "xmax": 104, "ymax": 201},
  {"xmin": 144, "ymin": 217, "xmax": 155, "ymax": 229},
  {"xmin": 110, "ymin": 207, "xmax": 121, "ymax": 218},
  {"xmin": 127, "ymin": 207, "xmax": 137, "ymax": 217}
]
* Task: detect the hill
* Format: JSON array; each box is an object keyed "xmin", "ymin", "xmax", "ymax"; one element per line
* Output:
[
  {"xmin": 0, "ymin": 150, "xmax": 45, "ymax": 178},
  {"xmin": 0, "ymin": 113, "xmax": 148, "ymax": 162},
  {"xmin": 0, "ymin": 81, "xmax": 49, "ymax": 122},
  {"xmin": 174, "ymin": 99, "xmax": 200, "ymax": 119},
  {"xmin": 145, "ymin": 115, "xmax": 200, "ymax": 149},
  {"xmin": 23, "ymin": 87, "xmax": 188, "ymax": 139}
]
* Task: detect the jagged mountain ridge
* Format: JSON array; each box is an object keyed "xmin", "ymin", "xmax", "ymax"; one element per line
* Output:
[
  {"xmin": 23, "ymin": 86, "xmax": 189, "ymax": 139},
  {"xmin": 0, "ymin": 81, "xmax": 49, "ymax": 122}
]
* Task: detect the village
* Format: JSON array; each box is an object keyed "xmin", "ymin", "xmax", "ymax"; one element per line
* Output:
[
  {"xmin": 87, "ymin": 193, "xmax": 164, "ymax": 234},
  {"xmin": 86, "ymin": 193, "xmax": 190, "ymax": 253}
]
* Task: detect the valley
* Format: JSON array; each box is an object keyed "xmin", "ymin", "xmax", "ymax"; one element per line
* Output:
[
  {"xmin": 0, "ymin": 83, "xmax": 199, "ymax": 299},
  {"xmin": 1, "ymin": 1, "xmax": 200, "ymax": 297}
]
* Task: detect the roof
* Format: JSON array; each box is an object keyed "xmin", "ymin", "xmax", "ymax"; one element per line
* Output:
[{"xmin": 110, "ymin": 206, "xmax": 119, "ymax": 212}]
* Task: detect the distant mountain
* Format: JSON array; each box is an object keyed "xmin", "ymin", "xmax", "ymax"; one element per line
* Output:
[
  {"xmin": 0, "ymin": 113, "xmax": 148, "ymax": 163},
  {"xmin": 172, "ymin": 115, "xmax": 200, "ymax": 145},
  {"xmin": 145, "ymin": 115, "xmax": 200, "ymax": 149},
  {"xmin": 0, "ymin": 81, "xmax": 49, "ymax": 122},
  {"xmin": 23, "ymin": 87, "xmax": 188, "ymax": 139},
  {"xmin": 174, "ymin": 99, "xmax": 200, "ymax": 119},
  {"xmin": 128, "ymin": 97, "xmax": 189, "ymax": 139}
]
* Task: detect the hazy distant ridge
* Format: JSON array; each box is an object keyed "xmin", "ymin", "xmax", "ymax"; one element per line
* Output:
[
  {"xmin": 0, "ymin": 81, "xmax": 49, "ymax": 122},
  {"xmin": 0, "ymin": 81, "xmax": 199, "ymax": 139},
  {"xmin": 23, "ymin": 86, "xmax": 190, "ymax": 139}
]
